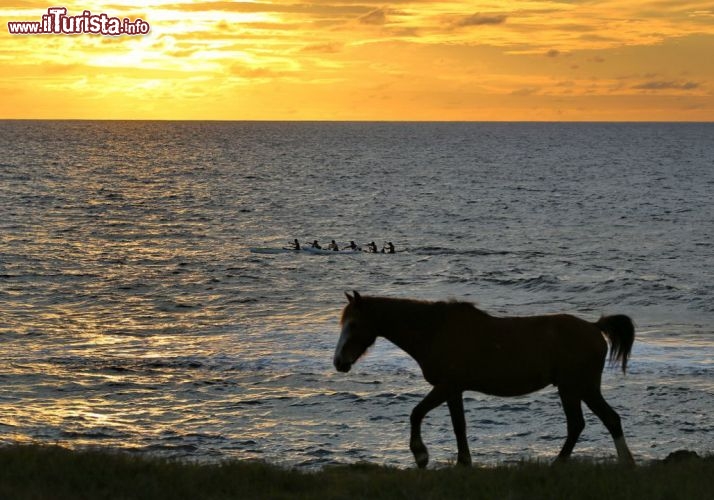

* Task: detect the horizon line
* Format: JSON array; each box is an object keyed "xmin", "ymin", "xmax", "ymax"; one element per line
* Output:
[{"xmin": 1, "ymin": 118, "xmax": 713, "ymax": 124}]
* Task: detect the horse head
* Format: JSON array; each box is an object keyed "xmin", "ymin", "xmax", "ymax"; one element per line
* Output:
[{"xmin": 333, "ymin": 291, "xmax": 377, "ymax": 373}]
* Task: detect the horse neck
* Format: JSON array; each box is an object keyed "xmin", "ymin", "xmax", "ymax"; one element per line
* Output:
[{"xmin": 365, "ymin": 298, "xmax": 435, "ymax": 362}]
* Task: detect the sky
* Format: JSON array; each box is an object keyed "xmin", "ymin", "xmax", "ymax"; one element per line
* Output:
[{"xmin": 1, "ymin": 1, "xmax": 713, "ymax": 120}]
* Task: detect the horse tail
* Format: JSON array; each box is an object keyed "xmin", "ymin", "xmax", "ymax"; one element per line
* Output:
[{"xmin": 595, "ymin": 315, "xmax": 635, "ymax": 374}]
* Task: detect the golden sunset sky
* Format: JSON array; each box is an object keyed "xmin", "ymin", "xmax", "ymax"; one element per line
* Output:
[{"xmin": 1, "ymin": 1, "xmax": 713, "ymax": 120}]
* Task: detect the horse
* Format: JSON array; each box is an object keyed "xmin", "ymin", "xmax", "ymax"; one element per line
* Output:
[{"xmin": 333, "ymin": 291, "xmax": 636, "ymax": 468}]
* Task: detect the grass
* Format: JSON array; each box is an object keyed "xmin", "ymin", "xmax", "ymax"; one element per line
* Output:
[{"xmin": 0, "ymin": 445, "xmax": 711, "ymax": 500}]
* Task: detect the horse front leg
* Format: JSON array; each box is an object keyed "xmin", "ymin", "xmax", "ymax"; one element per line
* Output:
[
  {"xmin": 409, "ymin": 386, "xmax": 449, "ymax": 468},
  {"xmin": 447, "ymin": 392, "xmax": 472, "ymax": 466}
]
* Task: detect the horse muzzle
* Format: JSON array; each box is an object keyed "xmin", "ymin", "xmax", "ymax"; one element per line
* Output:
[{"xmin": 334, "ymin": 357, "xmax": 352, "ymax": 373}]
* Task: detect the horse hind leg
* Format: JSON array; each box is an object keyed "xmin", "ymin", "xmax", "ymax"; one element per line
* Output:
[
  {"xmin": 583, "ymin": 391, "xmax": 635, "ymax": 465},
  {"xmin": 555, "ymin": 387, "xmax": 585, "ymax": 462}
]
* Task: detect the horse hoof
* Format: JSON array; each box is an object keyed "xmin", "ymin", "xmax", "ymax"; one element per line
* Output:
[
  {"xmin": 410, "ymin": 439, "xmax": 429, "ymax": 468},
  {"xmin": 457, "ymin": 455, "xmax": 472, "ymax": 467},
  {"xmin": 414, "ymin": 452, "xmax": 429, "ymax": 469}
]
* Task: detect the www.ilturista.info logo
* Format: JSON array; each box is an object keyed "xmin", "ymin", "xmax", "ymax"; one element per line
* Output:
[{"xmin": 7, "ymin": 7, "xmax": 150, "ymax": 36}]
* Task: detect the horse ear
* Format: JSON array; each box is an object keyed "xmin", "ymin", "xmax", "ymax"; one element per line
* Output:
[
  {"xmin": 353, "ymin": 291, "xmax": 361, "ymax": 303},
  {"xmin": 345, "ymin": 291, "xmax": 354, "ymax": 303}
]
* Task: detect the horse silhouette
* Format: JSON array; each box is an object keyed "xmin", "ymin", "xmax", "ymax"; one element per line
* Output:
[{"xmin": 333, "ymin": 291, "xmax": 635, "ymax": 467}]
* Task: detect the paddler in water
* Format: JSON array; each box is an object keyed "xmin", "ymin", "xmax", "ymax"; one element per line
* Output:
[
  {"xmin": 346, "ymin": 241, "xmax": 360, "ymax": 251},
  {"xmin": 327, "ymin": 240, "xmax": 339, "ymax": 251},
  {"xmin": 383, "ymin": 242, "xmax": 395, "ymax": 254},
  {"xmin": 367, "ymin": 241, "xmax": 378, "ymax": 253},
  {"xmin": 290, "ymin": 238, "xmax": 300, "ymax": 250},
  {"xmin": 311, "ymin": 240, "xmax": 322, "ymax": 249}
]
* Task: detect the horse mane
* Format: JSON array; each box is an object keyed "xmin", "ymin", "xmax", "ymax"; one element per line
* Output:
[
  {"xmin": 355, "ymin": 295, "xmax": 491, "ymax": 331},
  {"xmin": 444, "ymin": 299, "xmax": 490, "ymax": 317}
]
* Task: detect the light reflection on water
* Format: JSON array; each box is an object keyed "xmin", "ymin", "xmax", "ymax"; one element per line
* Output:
[
  {"xmin": 3, "ymin": 324, "xmax": 711, "ymax": 467},
  {"xmin": 1, "ymin": 121, "xmax": 713, "ymax": 467}
]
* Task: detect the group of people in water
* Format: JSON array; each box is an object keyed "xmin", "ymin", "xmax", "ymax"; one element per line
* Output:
[{"xmin": 290, "ymin": 239, "xmax": 396, "ymax": 254}]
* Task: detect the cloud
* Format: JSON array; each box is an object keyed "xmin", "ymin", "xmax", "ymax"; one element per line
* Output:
[
  {"xmin": 230, "ymin": 65, "xmax": 283, "ymax": 79},
  {"xmin": 451, "ymin": 13, "xmax": 507, "ymax": 28},
  {"xmin": 387, "ymin": 26, "xmax": 420, "ymax": 38},
  {"xmin": 4, "ymin": 0, "xmax": 52, "ymax": 8},
  {"xmin": 511, "ymin": 87, "xmax": 539, "ymax": 96},
  {"xmin": 168, "ymin": 47, "xmax": 200, "ymax": 58},
  {"xmin": 41, "ymin": 63, "xmax": 82, "ymax": 75},
  {"xmin": 359, "ymin": 8, "xmax": 386, "ymax": 25},
  {"xmin": 633, "ymin": 80, "xmax": 699, "ymax": 90},
  {"xmin": 300, "ymin": 42, "xmax": 342, "ymax": 53},
  {"xmin": 161, "ymin": 1, "xmax": 369, "ymax": 16}
]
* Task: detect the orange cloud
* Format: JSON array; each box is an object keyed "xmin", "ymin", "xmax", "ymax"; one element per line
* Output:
[
  {"xmin": 0, "ymin": 0, "xmax": 712, "ymax": 120},
  {"xmin": 450, "ymin": 12, "xmax": 508, "ymax": 28}
]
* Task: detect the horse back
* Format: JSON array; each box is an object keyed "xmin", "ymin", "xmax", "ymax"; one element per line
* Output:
[{"xmin": 421, "ymin": 311, "xmax": 608, "ymax": 396}]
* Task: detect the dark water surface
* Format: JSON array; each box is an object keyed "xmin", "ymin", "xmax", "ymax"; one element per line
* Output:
[{"xmin": 1, "ymin": 121, "xmax": 712, "ymax": 467}]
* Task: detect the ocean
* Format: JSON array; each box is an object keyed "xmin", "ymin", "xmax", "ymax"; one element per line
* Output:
[{"xmin": 0, "ymin": 121, "xmax": 712, "ymax": 468}]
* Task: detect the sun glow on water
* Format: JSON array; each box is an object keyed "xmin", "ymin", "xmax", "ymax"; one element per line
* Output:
[{"xmin": 1, "ymin": 121, "xmax": 712, "ymax": 466}]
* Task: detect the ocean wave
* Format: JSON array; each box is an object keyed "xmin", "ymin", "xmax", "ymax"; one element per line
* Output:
[
  {"xmin": 413, "ymin": 246, "xmax": 548, "ymax": 258},
  {"xmin": 478, "ymin": 273, "xmax": 562, "ymax": 291},
  {"xmin": 2, "ymin": 121, "xmax": 712, "ymax": 467}
]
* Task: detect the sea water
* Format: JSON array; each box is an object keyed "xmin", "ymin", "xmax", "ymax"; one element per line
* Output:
[{"xmin": 0, "ymin": 121, "xmax": 712, "ymax": 467}]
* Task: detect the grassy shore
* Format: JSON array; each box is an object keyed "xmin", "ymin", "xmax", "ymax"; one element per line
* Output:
[{"xmin": 0, "ymin": 445, "xmax": 711, "ymax": 500}]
